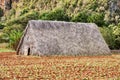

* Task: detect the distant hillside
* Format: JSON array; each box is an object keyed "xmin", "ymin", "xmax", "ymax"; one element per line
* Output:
[
  {"xmin": 1, "ymin": 0, "xmax": 119, "ymax": 25},
  {"xmin": 0, "ymin": 0, "xmax": 120, "ymax": 49}
]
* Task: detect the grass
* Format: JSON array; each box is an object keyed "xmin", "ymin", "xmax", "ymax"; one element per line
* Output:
[
  {"xmin": 0, "ymin": 48, "xmax": 15, "ymax": 52},
  {"xmin": 0, "ymin": 43, "xmax": 15, "ymax": 52},
  {"xmin": 0, "ymin": 52, "xmax": 120, "ymax": 80}
]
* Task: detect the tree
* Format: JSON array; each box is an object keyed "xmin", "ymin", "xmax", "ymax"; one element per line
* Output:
[{"xmin": 0, "ymin": 8, "xmax": 3, "ymax": 17}]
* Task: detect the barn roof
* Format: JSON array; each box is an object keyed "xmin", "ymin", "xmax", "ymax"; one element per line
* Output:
[{"xmin": 17, "ymin": 20, "xmax": 111, "ymax": 56}]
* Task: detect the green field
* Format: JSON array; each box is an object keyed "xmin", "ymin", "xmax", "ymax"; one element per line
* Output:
[{"xmin": 0, "ymin": 43, "xmax": 15, "ymax": 52}]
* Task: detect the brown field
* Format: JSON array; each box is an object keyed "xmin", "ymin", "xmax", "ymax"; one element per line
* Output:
[{"xmin": 0, "ymin": 52, "xmax": 120, "ymax": 80}]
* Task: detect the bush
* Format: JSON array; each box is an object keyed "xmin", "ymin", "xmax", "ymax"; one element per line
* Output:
[
  {"xmin": 112, "ymin": 23, "xmax": 120, "ymax": 49},
  {"xmin": 87, "ymin": 12, "xmax": 105, "ymax": 26},
  {"xmin": 113, "ymin": 23, "xmax": 120, "ymax": 36},
  {"xmin": 100, "ymin": 26, "xmax": 116, "ymax": 49},
  {"xmin": 5, "ymin": 30, "xmax": 23, "ymax": 50},
  {"xmin": 3, "ymin": 24, "xmax": 23, "ymax": 35},
  {"xmin": 72, "ymin": 11, "xmax": 106, "ymax": 26},
  {"xmin": 2, "ymin": 11, "xmax": 39, "ymax": 48},
  {"xmin": 6, "ymin": 11, "xmax": 39, "ymax": 26},
  {"xmin": 20, "ymin": 8, "xmax": 29, "ymax": 16},
  {"xmin": 100, "ymin": 24, "xmax": 120, "ymax": 49},
  {"xmin": 39, "ymin": 8, "xmax": 70, "ymax": 21},
  {"xmin": 1, "ymin": 24, "xmax": 23, "ymax": 44},
  {"xmin": 9, "ymin": 30, "xmax": 22, "ymax": 50},
  {"xmin": 0, "ymin": 23, "xmax": 5, "ymax": 29},
  {"xmin": 71, "ymin": 11, "xmax": 89, "ymax": 22}
]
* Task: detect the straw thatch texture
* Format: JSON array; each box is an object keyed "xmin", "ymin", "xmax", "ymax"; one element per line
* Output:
[{"xmin": 17, "ymin": 20, "xmax": 110, "ymax": 56}]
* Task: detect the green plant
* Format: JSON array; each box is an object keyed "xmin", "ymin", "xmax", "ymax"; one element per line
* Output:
[
  {"xmin": 39, "ymin": 8, "xmax": 70, "ymax": 21},
  {"xmin": 71, "ymin": 11, "xmax": 89, "ymax": 22},
  {"xmin": 6, "ymin": 11, "xmax": 39, "ymax": 26},
  {"xmin": 3, "ymin": 24, "xmax": 23, "ymax": 34},
  {"xmin": 100, "ymin": 24, "xmax": 120, "ymax": 49},
  {"xmin": 1, "ymin": 24, "xmax": 23, "ymax": 44},
  {"xmin": 112, "ymin": 23, "xmax": 120, "ymax": 48},
  {"xmin": 0, "ymin": 23, "xmax": 5, "ymax": 29},
  {"xmin": 87, "ymin": 12, "xmax": 105, "ymax": 26},
  {"xmin": 113, "ymin": 23, "xmax": 120, "ymax": 36},
  {"xmin": 20, "ymin": 8, "xmax": 29, "ymax": 16},
  {"xmin": 1, "ymin": 11, "xmax": 39, "ymax": 46},
  {"xmin": 8, "ymin": 30, "xmax": 23, "ymax": 50},
  {"xmin": 100, "ymin": 26, "xmax": 116, "ymax": 49},
  {"xmin": 89, "ymin": 0, "xmax": 98, "ymax": 11}
]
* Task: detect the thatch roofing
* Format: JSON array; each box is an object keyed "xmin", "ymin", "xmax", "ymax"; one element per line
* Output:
[{"xmin": 17, "ymin": 20, "xmax": 111, "ymax": 56}]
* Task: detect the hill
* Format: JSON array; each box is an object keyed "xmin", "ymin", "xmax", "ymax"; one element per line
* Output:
[{"xmin": 0, "ymin": 0, "xmax": 120, "ymax": 49}]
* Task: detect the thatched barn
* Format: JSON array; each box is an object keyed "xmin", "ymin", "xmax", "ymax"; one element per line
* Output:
[{"xmin": 17, "ymin": 20, "xmax": 111, "ymax": 56}]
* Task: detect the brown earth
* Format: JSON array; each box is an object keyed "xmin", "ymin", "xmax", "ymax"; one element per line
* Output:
[{"xmin": 0, "ymin": 52, "xmax": 120, "ymax": 80}]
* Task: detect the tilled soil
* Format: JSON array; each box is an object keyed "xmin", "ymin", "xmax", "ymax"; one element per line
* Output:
[{"xmin": 0, "ymin": 52, "xmax": 120, "ymax": 80}]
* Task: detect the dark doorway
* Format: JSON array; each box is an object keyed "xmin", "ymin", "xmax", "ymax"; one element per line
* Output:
[{"xmin": 28, "ymin": 48, "xmax": 30, "ymax": 56}]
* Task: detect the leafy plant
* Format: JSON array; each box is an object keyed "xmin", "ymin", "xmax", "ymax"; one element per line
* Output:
[
  {"xmin": 0, "ymin": 23, "xmax": 5, "ymax": 29},
  {"xmin": 6, "ymin": 11, "xmax": 39, "ymax": 26},
  {"xmin": 2, "ymin": 24, "xmax": 23, "ymax": 49},
  {"xmin": 8, "ymin": 30, "xmax": 23, "ymax": 50},
  {"xmin": 100, "ymin": 24, "xmax": 120, "ymax": 49},
  {"xmin": 100, "ymin": 26, "xmax": 116, "ymax": 49},
  {"xmin": 87, "ymin": 12, "xmax": 105, "ymax": 26},
  {"xmin": 20, "ymin": 8, "xmax": 29, "ymax": 16},
  {"xmin": 112, "ymin": 23, "xmax": 120, "ymax": 48},
  {"xmin": 39, "ymin": 8, "xmax": 70, "ymax": 21},
  {"xmin": 71, "ymin": 11, "xmax": 89, "ymax": 22},
  {"xmin": 3, "ymin": 24, "xmax": 23, "ymax": 35}
]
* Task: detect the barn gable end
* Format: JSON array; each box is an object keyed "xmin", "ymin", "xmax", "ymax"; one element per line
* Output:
[
  {"xmin": 17, "ymin": 23, "xmax": 37, "ymax": 56},
  {"xmin": 17, "ymin": 20, "xmax": 111, "ymax": 56}
]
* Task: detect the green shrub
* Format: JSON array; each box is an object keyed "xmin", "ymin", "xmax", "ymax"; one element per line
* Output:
[
  {"xmin": 100, "ymin": 24, "xmax": 120, "ymax": 49},
  {"xmin": 0, "ymin": 23, "xmax": 5, "ymax": 29},
  {"xmin": 3, "ymin": 24, "xmax": 23, "ymax": 35},
  {"xmin": 0, "ymin": 34, "xmax": 8, "ymax": 43},
  {"xmin": 113, "ymin": 23, "xmax": 120, "ymax": 36},
  {"xmin": 39, "ymin": 8, "xmax": 70, "ymax": 21},
  {"xmin": 112, "ymin": 23, "xmax": 120, "ymax": 49},
  {"xmin": 100, "ymin": 26, "xmax": 116, "ymax": 49},
  {"xmin": 71, "ymin": 11, "xmax": 89, "ymax": 22},
  {"xmin": 87, "ymin": 12, "xmax": 105, "ymax": 26},
  {"xmin": 2, "ymin": 11, "xmax": 39, "ymax": 48},
  {"xmin": 72, "ymin": 11, "xmax": 106, "ymax": 26},
  {"xmin": 20, "ymin": 8, "xmax": 29, "ymax": 16},
  {"xmin": 1, "ymin": 24, "xmax": 23, "ymax": 44},
  {"xmin": 89, "ymin": 0, "xmax": 98, "ymax": 11},
  {"xmin": 6, "ymin": 11, "xmax": 39, "ymax": 26},
  {"xmin": 8, "ymin": 30, "xmax": 22, "ymax": 50}
]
